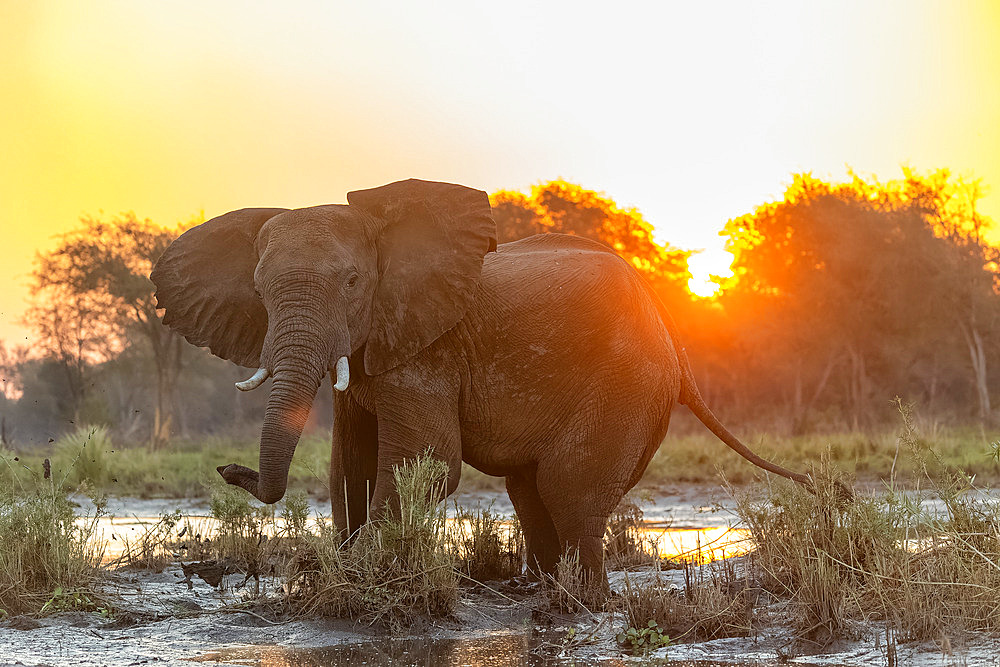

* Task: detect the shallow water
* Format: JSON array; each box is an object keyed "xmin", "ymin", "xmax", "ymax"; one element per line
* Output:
[
  {"xmin": 79, "ymin": 493, "xmax": 750, "ymax": 564},
  {"xmin": 188, "ymin": 633, "xmax": 822, "ymax": 666}
]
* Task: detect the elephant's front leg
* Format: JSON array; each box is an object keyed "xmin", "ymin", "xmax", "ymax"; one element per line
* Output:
[
  {"xmin": 330, "ymin": 389, "xmax": 379, "ymax": 540},
  {"xmin": 367, "ymin": 393, "xmax": 463, "ymax": 522}
]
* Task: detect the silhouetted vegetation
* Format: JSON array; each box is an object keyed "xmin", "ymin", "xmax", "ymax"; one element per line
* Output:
[
  {"xmin": 1, "ymin": 170, "xmax": 998, "ymax": 479},
  {"xmin": 689, "ymin": 169, "xmax": 999, "ymax": 431}
]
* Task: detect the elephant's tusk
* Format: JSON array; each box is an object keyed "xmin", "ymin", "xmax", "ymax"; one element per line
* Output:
[
  {"xmin": 235, "ymin": 368, "xmax": 270, "ymax": 392},
  {"xmin": 333, "ymin": 356, "xmax": 350, "ymax": 391}
]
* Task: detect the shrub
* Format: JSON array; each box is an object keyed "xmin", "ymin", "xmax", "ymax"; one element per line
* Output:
[{"xmin": 54, "ymin": 426, "xmax": 114, "ymax": 490}]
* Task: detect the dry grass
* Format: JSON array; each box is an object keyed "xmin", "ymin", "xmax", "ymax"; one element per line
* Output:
[
  {"xmin": 451, "ymin": 502, "xmax": 523, "ymax": 582},
  {"xmin": 736, "ymin": 399, "xmax": 1000, "ymax": 644},
  {"xmin": 604, "ymin": 492, "xmax": 664, "ymax": 569},
  {"xmin": 544, "ymin": 549, "xmax": 608, "ymax": 614},
  {"xmin": 112, "ymin": 510, "xmax": 183, "ymax": 572},
  {"xmin": 0, "ymin": 459, "xmax": 106, "ymax": 616},
  {"xmin": 285, "ymin": 455, "xmax": 459, "ymax": 628}
]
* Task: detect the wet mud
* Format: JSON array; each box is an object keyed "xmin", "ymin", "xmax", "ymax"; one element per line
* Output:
[{"xmin": 3, "ymin": 487, "xmax": 998, "ymax": 667}]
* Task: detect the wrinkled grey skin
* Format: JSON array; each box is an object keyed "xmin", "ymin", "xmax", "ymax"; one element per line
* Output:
[{"xmin": 151, "ymin": 179, "xmax": 812, "ymax": 580}]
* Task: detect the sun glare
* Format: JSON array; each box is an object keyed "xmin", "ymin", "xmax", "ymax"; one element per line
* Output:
[{"xmin": 687, "ymin": 247, "xmax": 734, "ymax": 298}]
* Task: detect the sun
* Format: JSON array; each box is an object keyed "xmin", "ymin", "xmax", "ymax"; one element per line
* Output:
[{"xmin": 687, "ymin": 247, "xmax": 734, "ymax": 298}]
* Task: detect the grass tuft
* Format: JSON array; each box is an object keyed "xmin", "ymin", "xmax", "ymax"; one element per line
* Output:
[
  {"xmin": 0, "ymin": 456, "xmax": 106, "ymax": 616},
  {"xmin": 451, "ymin": 502, "xmax": 523, "ymax": 582},
  {"xmin": 286, "ymin": 454, "xmax": 458, "ymax": 628},
  {"xmin": 604, "ymin": 492, "xmax": 662, "ymax": 569}
]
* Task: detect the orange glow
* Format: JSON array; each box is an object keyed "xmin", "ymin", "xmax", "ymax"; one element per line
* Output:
[
  {"xmin": 687, "ymin": 247, "xmax": 735, "ymax": 298},
  {"xmin": 2, "ymin": 3, "xmax": 1000, "ymax": 344}
]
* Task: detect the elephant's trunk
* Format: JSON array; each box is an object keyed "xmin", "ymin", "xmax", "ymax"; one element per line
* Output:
[
  {"xmin": 253, "ymin": 370, "xmax": 323, "ymax": 504},
  {"xmin": 253, "ymin": 309, "xmax": 345, "ymax": 504}
]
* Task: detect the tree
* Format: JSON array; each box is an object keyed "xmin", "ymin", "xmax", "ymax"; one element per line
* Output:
[
  {"xmin": 717, "ymin": 170, "xmax": 1000, "ymax": 428},
  {"xmin": 491, "ymin": 181, "xmax": 692, "ymax": 303},
  {"xmin": 23, "ymin": 213, "xmax": 196, "ymax": 446}
]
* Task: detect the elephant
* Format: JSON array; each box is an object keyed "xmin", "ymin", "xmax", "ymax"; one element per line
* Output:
[{"xmin": 150, "ymin": 178, "xmax": 813, "ymax": 580}]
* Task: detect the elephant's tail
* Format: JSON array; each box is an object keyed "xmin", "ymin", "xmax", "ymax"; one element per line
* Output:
[{"xmin": 643, "ymin": 283, "xmax": 815, "ymax": 489}]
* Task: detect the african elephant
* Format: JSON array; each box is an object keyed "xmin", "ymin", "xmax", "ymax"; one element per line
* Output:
[{"xmin": 150, "ymin": 179, "xmax": 812, "ymax": 579}]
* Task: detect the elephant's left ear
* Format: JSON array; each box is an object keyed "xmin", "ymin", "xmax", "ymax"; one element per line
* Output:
[{"xmin": 348, "ymin": 179, "xmax": 497, "ymax": 375}]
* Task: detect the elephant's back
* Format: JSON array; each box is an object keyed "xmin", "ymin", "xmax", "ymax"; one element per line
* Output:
[
  {"xmin": 485, "ymin": 233, "xmax": 631, "ymax": 296},
  {"xmin": 481, "ymin": 233, "xmax": 652, "ymax": 316},
  {"xmin": 458, "ymin": 232, "xmax": 680, "ymax": 472}
]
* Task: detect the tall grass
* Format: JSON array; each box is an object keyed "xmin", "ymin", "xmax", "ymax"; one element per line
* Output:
[
  {"xmin": 736, "ymin": 400, "xmax": 1000, "ymax": 643},
  {"xmin": 286, "ymin": 455, "xmax": 458, "ymax": 628},
  {"xmin": 0, "ymin": 455, "xmax": 106, "ymax": 616}
]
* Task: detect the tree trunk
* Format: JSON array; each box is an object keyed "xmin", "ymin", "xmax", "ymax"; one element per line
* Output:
[
  {"xmin": 149, "ymin": 323, "xmax": 184, "ymax": 449},
  {"xmin": 961, "ymin": 323, "xmax": 991, "ymax": 422},
  {"xmin": 846, "ymin": 345, "xmax": 870, "ymax": 430}
]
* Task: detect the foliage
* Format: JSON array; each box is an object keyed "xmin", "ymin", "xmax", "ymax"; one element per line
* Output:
[
  {"xmin": 3, "ymin": 171, "xmax": 1000, "ymax": 447},
  {"xmin": 491, "ymin": 181, "xmax": 692, "ymax": 302},
  {"xmin": 616, "ymin": 619, "xmax": 672, "ymax": 653},
  {"xmin": 698, "ymin": 168, "xmax": 1000, "ymax": 430}
]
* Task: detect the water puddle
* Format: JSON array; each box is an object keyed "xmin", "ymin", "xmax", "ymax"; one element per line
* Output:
[
  {"xmin": 189, "ymin": 633, "xmax": 806, "ymax": 666},
  {"xmin": 639, "ymin": 524, "xmax": 751, "ymax": 563},
  {"xmin": 85, "ymin": 510, "xmax": 750, "ymax": 566}
]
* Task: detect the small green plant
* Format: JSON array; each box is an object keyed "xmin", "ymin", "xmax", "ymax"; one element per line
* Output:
[
  {"xmin": 39, "ymin": 586, "xmax": 98, "ymax": 615},
  {"xmin": 617, "ymin": 619, "xmax": 672, "ymax": 653}
]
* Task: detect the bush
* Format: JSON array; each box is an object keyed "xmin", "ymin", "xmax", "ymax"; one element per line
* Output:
[{"xmin": 54, "ymin": 426, "xmax": 114, "ymax": 490}]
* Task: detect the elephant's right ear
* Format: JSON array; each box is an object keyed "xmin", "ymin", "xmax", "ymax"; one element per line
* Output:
[{"xmin": 151, "ymin": 208, "xmax": 287, "ymax": 367}]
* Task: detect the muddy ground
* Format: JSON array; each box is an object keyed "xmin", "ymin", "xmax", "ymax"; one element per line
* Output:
[{"xmin": 2, "ymin": 485, "xmax": 998, "ymax": 666}]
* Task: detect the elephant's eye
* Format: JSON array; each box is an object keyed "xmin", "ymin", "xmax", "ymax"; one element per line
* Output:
[
  {"xmin": 346, "ymin": 273, "xmax": 359, "ymax": 289},
  {"xmin": 254, "ymin": 288, "xmax": 262, "ymax": 300}
]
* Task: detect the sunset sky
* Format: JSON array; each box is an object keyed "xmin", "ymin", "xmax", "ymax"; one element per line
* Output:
[{"xmin": 2, "ymin": 1, "xmax": 999, "ymax": 344}]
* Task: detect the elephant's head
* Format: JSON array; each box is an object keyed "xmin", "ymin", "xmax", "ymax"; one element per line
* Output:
[{"xmin": 151, "ymin": 179, "xmax": 496, "ymax": 503}]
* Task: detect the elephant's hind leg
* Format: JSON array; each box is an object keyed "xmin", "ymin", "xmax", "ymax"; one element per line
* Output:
[{"xmin": 505, "ymin": 467, "xmax": 560, "ymax": 576}]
